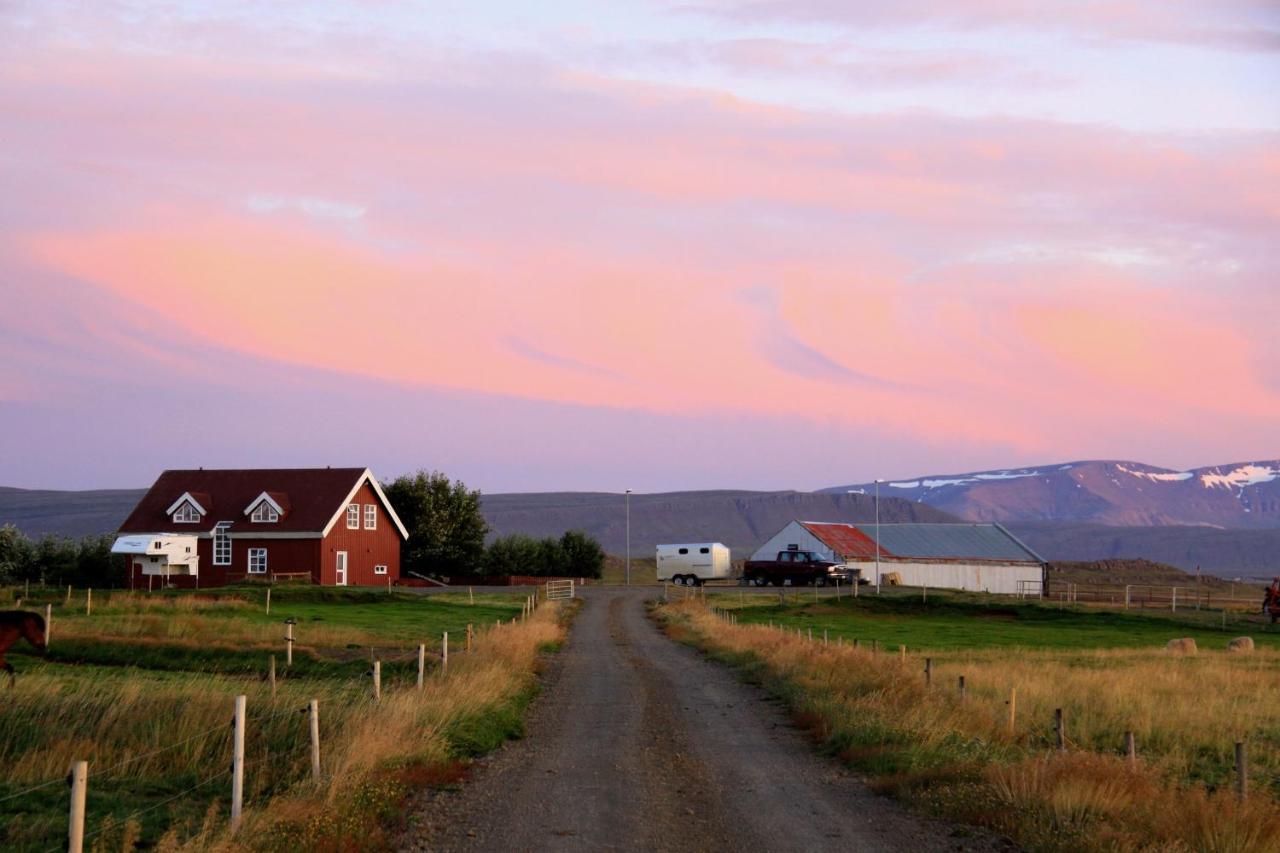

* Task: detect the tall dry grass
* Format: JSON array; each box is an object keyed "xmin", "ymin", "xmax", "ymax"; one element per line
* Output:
[
  {"xmin": 0, "ymin": 601, "xmax": 565, "ymax": 851},
  {"xmin": 663, "ymin": 600, "xmax": 1280, "ymax": 853}
]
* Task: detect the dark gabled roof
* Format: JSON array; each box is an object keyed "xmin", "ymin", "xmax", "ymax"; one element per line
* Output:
[
  {"xmin": 118, "ymin": 468, "xmax": 397, "ymax": 536},
  {"xmin": 799, "ymin": 521, "xmax": 1043, "ymax": 564}
]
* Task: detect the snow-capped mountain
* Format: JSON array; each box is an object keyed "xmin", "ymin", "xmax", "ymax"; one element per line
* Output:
[{"xmin": 822, "ymin": 460, "xmax": 1280, "ymax": 528}]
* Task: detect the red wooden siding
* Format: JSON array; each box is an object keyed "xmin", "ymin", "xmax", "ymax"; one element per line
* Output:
[{"xmin": 319, "ymin": 481, "xmax": 402, "ymax": 586}]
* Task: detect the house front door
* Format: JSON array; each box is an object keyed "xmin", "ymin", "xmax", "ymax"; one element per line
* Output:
[{"xmin": 335, "ymin": 551, "xmax": 348, "ymax": 586}]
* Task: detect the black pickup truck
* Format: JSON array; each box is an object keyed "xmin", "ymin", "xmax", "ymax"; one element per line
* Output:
[{"xmin": 742, "ymin": 550, "xmax": 848, "ymax": 587}]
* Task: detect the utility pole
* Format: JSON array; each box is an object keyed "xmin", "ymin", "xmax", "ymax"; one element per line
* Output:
[
  {"xmin": 875, "ymin": 478, "xmax": 883, "ymax": 594},
  {"xmin": 625, "ymin": 489, "xmax": 632, "ymax": 586}
]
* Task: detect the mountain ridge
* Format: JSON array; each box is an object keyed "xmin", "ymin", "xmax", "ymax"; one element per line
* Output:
[{"xmin": 822, "ymin": 459, "xmax": 1280, "ymax": 528}]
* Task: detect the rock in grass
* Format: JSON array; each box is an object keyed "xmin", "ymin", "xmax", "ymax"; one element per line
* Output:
[
  {"xmin": 1165, "ymin": 637, "xmax": 1197, "ymax": 655},
  {"xmin": 1227, "ymin": 636, "xmax": 1254, "ymax": 653}
]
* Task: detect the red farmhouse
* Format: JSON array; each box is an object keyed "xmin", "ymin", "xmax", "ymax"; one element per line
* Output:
[{"xmin": 115, "ymin": 468, "xmax": 407, "ymax": 588}]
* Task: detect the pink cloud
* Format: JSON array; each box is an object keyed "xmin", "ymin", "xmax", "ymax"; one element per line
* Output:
[{"xmin": 2, "ymin": 29, "xmax": 1277, "ymax": 486}]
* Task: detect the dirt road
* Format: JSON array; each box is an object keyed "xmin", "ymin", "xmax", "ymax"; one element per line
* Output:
[{"xmin": 402, "ymin": 587, "xmax": 998, "ymax": 852}]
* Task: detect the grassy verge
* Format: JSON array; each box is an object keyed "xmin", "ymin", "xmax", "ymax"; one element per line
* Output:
[
  {"xmin": 656, "ymin": 598, "xmax": 1280, "ymax": 853},
  {"xmin": 0, "ymin": 587, "xmax": 569, "ymax": 852}
]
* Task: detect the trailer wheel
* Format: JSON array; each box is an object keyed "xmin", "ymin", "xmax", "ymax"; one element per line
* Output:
[{"xmin": 689, "ymin": 576, "xmax": 702, "ymax": 587}]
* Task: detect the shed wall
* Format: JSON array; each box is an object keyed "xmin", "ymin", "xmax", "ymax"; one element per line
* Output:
[
  {"xmin": 848, "ymin": 559, "xmax": 1043, "ymax": 594},
  {"xmin": 749, "ymin": 522, "xmax": 836, "ymax": 562}
]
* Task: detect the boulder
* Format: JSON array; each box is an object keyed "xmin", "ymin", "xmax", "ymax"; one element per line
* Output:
[
  {"xmin": 1227, "ymin": 636, "xmax": 1254, "ymax": 653},
  {"xmin": 1165, "ymin": 637, "xmax": 1197, "ymax": 655}
]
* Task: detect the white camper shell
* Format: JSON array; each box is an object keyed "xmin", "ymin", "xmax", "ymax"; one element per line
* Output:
[
  {"xmin": 656, "ymin": 542, "xmax": 731, "ymax": 586},
  {"xmin": 111, "ymin": 534, "xmax": 201, "ymax": 579}
]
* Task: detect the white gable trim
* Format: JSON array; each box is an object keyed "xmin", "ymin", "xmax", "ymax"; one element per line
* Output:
[
  {"xmin": 165, "ymin": 492, "xmax": 207, "ymax": 516},
  {"xmin": 243, "ymin": 492, "xmax": 285, "ymax": 517},
  {"xmin": 319, "ymin": 469, "xmax": 410, "ymax": 539}
]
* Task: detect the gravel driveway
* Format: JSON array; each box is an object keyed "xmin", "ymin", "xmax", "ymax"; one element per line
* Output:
[{"xmin": 401, "ymin": 586, "xmax": 1002, "ymax": 852}]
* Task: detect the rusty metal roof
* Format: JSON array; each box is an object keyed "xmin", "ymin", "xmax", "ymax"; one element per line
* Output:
[
  {"xmin": 800, "ymin": 521, "xmax": 1043, "ymax": 563},
  {"xmin": 800, "ymin": 522, "xmax": 890, "ymax": 559}
]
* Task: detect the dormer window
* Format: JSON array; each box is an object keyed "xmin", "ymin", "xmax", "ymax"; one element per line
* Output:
[
  {"xmin": 171, "ymin": 501, "xmax": 202, "ymax": 524},
  {"xmin": 244, "ymin": 492, "xmax": 286, "ymax": 523},
  {"xmin": 166, "ymin": 492, "xmax": 207, "ymax": 524},
  {"xmin": 251, "ymin": 503, "xmax": 279, "ymax": 523}
]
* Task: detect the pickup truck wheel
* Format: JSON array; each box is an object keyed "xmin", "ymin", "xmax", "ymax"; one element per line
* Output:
[
  {"xmin": 752, "ymin": 576, "xmax": 767, "ymax": 587},
  {"xmin": 814, "ymin": 576, "xmax": 827, "ymax": 587}
]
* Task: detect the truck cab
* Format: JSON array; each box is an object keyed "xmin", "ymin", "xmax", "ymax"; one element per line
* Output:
[{"xmin": 742, "ymin": 550, "xmax": 845, "ymax": 587}]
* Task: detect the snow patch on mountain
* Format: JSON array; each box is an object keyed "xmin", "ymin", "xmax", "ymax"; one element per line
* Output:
[
  {"xmin": 1200, "ymin": 464, "xmax": 1279, "ymax": 490},
  {"xmin": 1116, "ymin": 464, "xmax": 1193, "ymax": 483}
]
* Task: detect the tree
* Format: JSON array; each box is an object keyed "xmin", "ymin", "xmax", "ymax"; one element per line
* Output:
[
  {"xmin": 0, "ymin": 524, "xmax": 33, "ymax": 585},
  {"xmin": 559, "ymin": 530, "xmax": 605, "ymax": 579},
  {"xmin": 484, "ymin": 534, "xmax": 540, "ymax": 576},
  {"xmin": 385, "ymin": 470, "xmax": 488, "ymax": 576}
]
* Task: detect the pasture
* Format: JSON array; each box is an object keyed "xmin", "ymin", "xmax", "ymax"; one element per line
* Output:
[
  {"xmin": 704, "ymin": 587, "xmax": 1280, "ymax": 651},
  {"xmin": 0, "ymin": 585, "xmax": 556, "ymax": 852},
  {"xmin": 660, "ymin": 594, "xmax": 1280, "ymax": 852}
]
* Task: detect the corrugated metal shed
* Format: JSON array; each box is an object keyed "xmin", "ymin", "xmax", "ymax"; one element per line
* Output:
[{"xmin": 865, "ymin": 523, "xmax": 1042, "ymax": 563}]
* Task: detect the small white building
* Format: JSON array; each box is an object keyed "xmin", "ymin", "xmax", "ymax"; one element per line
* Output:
[{"xmin": 750, "ymin": 521, "xmax": 1046, "ymax": 595}]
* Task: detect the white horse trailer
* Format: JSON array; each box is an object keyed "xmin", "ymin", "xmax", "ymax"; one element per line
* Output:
[{"xmin": 656, "ymin": 543, "xmax": 731, "ymax": 586}]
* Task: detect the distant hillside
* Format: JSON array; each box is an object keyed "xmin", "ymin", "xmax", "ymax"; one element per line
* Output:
[
  {"xmin": 1010, "ymin": 522, "xmax": 1280, "ymax": 580},
  {"xmin": 0, "ymin": 486, "xmax": 145, "ymax": 538},
  {"xmin": 824, "ymin": 459, "xmax": 1280, "ymax": 528},
  {"xmin": 5, "ymin": 479, "xmax": 1277, "ymax": 579},
  {"xmin": 1047, "ymin": 558, "xmax": 1240, "ymax": 592},
  {"xmin": 481, "ymin": 490, "xmax": 955, "ymax": 558}
]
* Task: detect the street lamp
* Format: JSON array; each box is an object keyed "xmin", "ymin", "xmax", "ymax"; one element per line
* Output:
[
  {"xmin": 874, "ymin": 479, "xmax": 884, "ymax": 595},
  {"xmin": 625, "ymin": 489, "xmax": 632, "ymax": 586}
]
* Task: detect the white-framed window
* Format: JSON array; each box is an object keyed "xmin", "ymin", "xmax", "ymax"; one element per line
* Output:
[
  {"xmin": 213, "ymin": 522, "xmax": 232, "ymax": 566},
  {"xmin": 250, "ymin": 503, "xmax": 279, "ymax": 523},
  {"xmin": 374, "ymin": 564, "xmax": 387, "ymax": 575},
  {"xmin": 346, "ymin": 503, "xmax": 360, "ymax": 529},
  {"xmin": 172, "ymin": 502, "xmax": 201, "ymax": 524},
  {"xmin": 364, "ymin": 504, "xmax": 376, "ymax": 530},
  {"xmin": 248, "ymin": 548, "xmax": 268, "ymax": 574}
]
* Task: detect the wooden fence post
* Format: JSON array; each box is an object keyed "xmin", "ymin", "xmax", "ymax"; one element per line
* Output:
[
  {"xmin": 231, "ymin": 694, "xmax": 246, "ymax": 828},
  {"xmin": 373, "ymin": 660, "xmax": 381, "ymax": 702},
  {"xmin": 442, "ymin": 632, "xmax": 448, "ymax": 675},
  {"xmin": 269, "ymin": 656, "xmax": 277, "ymax": 699},
  {"xmin": 1172, "ymin": 586, "xmax": 1178, "ymax": 613},
  {"xmin": 925, "ymin": 658, "xmax": 932, "ymax": 686},
  {"xmin": 67, "ymin": 760, "xmax": 87, "ymax": 853},
  {"xmin": 285, "ymin": 620, "xmax": 295, "ymax": 667},
  {"xmin": 469, "ymin": 586, "xmax": 474, "ymax": 605},
  {"xmin": 417, "ymin": 644, "xmax": 426, "ymax": 690},
  {"xmin": 1235, "ymin": 741, "xmax": 1248, "ymax": 802},
  {"xmin": 823, "ymin": 629, "xmax": 828, "ymax": 645},
  {"xmin": 958, "ymin": 675, "xmax": 966, "ymax": 701},
  {"xmin": 85, "ymin": 589, "xmax": 91, "ymax": 616},
  {"xmin": 1125, "ymin": 731, "xmax": 1136, "ymax": 766},
  {"xmin": 45, "ymin": 603, "xmax": 52, "ymax": 646},
  {"xmin": 309, "ymin": 700, "xmax": 321, "ymax": 780},
  {"xmin": 1007, "ymin": 687, "xmax": 1017, "ymax": 734},
  {"xmin": 1055, "ymin": 708, "xmax": 1066, "ymax": 752},
  {"xmin": 265, "ymin": 587, "xmax": 271, "ymax": 615},
  {"xmin": 66, "ymin": 585, "xmax": 72, "ymax": 606},
  {"xmin": 900, "ymin": 645, "xmax": 906, "ymax": 662},
  {"xmin": 1124, "ymin": 585, "xmax": 1130, "ymax": 610},
  {"xmin": 466, "ymin": 624, "xmax": 473, "ymax": 652}
]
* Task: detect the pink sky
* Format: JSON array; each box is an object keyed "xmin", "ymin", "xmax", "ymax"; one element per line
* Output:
[{"xmin": 1, "ymin": 2, "xmax": 1277, "ymax": 491}]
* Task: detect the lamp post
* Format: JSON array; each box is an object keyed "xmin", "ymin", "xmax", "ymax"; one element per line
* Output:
[
  {"xmin": 625, "ymin": 489, "xmax": 632, "ymax": 586},
  {"xmin": 874, "ymin": 479, "xmax": 883, "ymax": 595}
]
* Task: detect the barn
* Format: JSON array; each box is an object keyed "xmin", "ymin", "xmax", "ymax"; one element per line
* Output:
[
  {"xmin": 750, "ymin": 521, "xmax": 1046, "ymax": 595},
  {"xmin": 114, "ymin": 467, "xmax": 407, "ymax": 588}
]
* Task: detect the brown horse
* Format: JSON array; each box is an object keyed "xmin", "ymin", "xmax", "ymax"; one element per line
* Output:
[{"xmin": 0, "ymin": 611, "xmax": 48, "ymax": 686}]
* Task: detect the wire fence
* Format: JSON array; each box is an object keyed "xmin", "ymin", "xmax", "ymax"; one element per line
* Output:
[{"xmin": 10, "ymin": 587, "xmax": 554, "ymax": 852}]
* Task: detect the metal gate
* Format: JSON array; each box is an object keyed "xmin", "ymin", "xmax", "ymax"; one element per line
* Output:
[{"xmin": 545, "ymin": 579, "xmax": 575, "ymax": 601}]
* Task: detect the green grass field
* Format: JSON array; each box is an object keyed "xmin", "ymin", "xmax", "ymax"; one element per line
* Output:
[
  {"xmin": 707, "ymin": 588, "xmax": 1280, "ymax": 651},
  {"xmin": 0, "ymin": 585, "xmax": 539, "ymax": 851}
]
